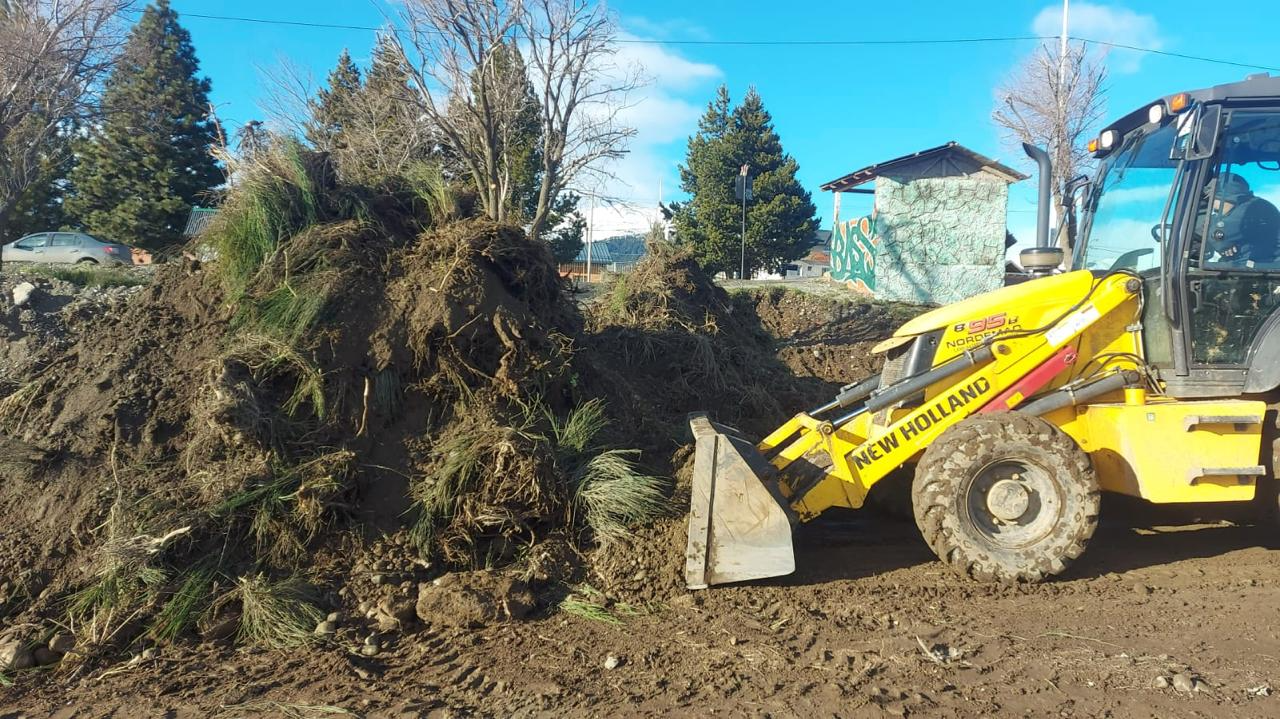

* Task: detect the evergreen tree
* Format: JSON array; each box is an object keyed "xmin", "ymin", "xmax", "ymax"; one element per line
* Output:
[
  {"xmin": 334, "ymin": 35, "xmax": 428, "ymax": 181},
  {"xmin": 670, "ymin": 85, "xmax": 817, "ymax": 277},
  {"xmin": 66, "ymin": 0, "xmax": 220, "ymax": 250},
  {"xmin": 305, "ymin": 50, "xmax": 362, "ymax": 152},
  {"xmin": 3, "ymin": 161, "xmax": 69, "ymax": 243}
]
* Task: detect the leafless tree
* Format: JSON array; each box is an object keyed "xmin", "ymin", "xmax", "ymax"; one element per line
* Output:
[
  {"xmin": 0, "ymin": 0, "xmax": 132, "ymax": 238},
  {"xmin": 993, "ymin": 42, "xmax": 1107, "ymax": 261},
  {"xmin": 391, "ymin": 0, "xmax": 640, "ymax": 238}
]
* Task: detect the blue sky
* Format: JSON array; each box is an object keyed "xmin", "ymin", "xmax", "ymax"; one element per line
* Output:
[{"xmin": 171, "ymin": 1, "xmax": 1280, "ymax": 241}]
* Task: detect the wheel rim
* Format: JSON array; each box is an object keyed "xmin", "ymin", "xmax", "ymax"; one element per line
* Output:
[{"xmin": 961, "ymin": 459, "xmax": 1062, "ymax": 549}]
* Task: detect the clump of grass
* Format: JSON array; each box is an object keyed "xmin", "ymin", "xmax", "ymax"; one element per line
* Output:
[
  {"xmin": 549, "ymin": 399, "xmax": 667, "ymax": 545},
  {"xmin": 209, "ymin": 138, "xmax": 321, "ymax": 292},
  {"xmin": 213, "ymin": 451, "xmax": 355, "ymax": 566},
  {"xmin": 404, "ymin": 161, "xmax": 458, "ymax": 225},
  {"xmin": 67, "ymin": 489, "xmax": 191, "ymax": 648},
  {"xmin": 148, "ymin": 565, "xmax": 216, "ymax": 644},
  {"xmin": 559, "ymin": 584, "xmax": 652, "ymax": 625},
  {"xmin": 242, "ymin": 273, "xmax": 333, "ymax": 345},
  {"xmin": 18, "ymin": 264, "xmax": 148, "ymax": 288},
  {"xmin": 409, "ymin": 410, "xmax": 541, "ymax": 552},
  {"xmin": 224, "ymin": 334, "xmax": 326, "ymax": 421},
  {"xmin": 233, "ymin": 574, "xmax": 324, "ymax": 650}
]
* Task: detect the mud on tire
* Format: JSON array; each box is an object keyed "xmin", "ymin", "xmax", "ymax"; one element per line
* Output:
[{"xmin": 912, "ymin": 412, "xmax": 1099, "ymax": 583}]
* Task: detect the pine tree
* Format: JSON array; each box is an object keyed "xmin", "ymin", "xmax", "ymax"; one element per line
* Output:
[
  {"xmin": 334, "ymin": 34, "xmax": 427, "ymax": 182},
  {"xmin": 305, "ymin": 50, "xmax": 362, "ymax": 152},
  {"xmin": 66, "ymin": 0, "xmax": 220, "ymax": 250},
  {"xmin": 670, "ymin": 86, "xmax": 817, "ymax": 277}
]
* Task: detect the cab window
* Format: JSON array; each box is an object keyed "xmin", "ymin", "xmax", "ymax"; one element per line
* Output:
[
  {"xmin": 1077, "ymin": 121, "xmax": 1179, "ymax": 274},
  {"xmin": 50, "ymin": 234, "xmax": 79, "ymax": 247}
]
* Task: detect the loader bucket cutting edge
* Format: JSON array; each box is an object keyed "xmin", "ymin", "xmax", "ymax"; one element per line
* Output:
[{"xmin": 685, "ymin": 412, "xmax": 796, "ymax": 589}]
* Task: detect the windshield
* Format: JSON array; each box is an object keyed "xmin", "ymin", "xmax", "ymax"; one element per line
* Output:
[{"xmin": 1076, "ymin": 121, "xmax": 1180, "ymax": 274}]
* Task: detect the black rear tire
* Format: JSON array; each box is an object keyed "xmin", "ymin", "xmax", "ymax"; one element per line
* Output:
[
  {"xmin": 76, "ymin": 258, "xmax": 98, "ymax": 265},
  {"xmin": 912, "ymin": 412, "xmax": 1099, "ymax": 583}
]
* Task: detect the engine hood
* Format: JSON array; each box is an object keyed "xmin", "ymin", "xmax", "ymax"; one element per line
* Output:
[{"xmin": 883, "ymin": 271, "xmax": 1097, "ymax": 345}]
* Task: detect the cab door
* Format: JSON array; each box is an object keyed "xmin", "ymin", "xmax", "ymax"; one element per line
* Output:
[{"xmin": 1180, "ymin": 109, "xmax": 1280, "ymax": 386}]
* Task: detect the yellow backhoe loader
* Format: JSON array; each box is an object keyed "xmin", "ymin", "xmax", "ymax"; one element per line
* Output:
[{"xmin": 687, "ymin": 74, "xmax": 1280, "ymax": 588}]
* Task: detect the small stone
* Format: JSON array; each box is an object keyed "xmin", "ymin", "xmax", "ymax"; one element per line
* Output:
[
  {"xmin": 354, "ymin": 666, "xmax": 373, "ymax": 680},
  {"xmin": 12, "ymin": 282, "xmax": 36, "ymax": 308},
  {"xmin": 1172, "ymin": 673, "xmax": 1196, "ymax": 693},
  {"xmin": 47, "ymin": 633, "xmax": 75, "ymax": 654},
  {"xmin": 728, "ymin": 636, "xmax": 739, "ymax": 646},
  {"xmin": 315, "ymin": 621, "xmax": 338, "ymax": 635},
  {"xmin": 326, "ymin": 611, "xmax": 342, "ymax": 623},
  {"xmin": 360, "ymin": 644, "xmax": 380, "ymax": 657},
  {"xmin": 32, "ymin": 647, "xmax": 60, "ymax": 666},
  {"xmin": 357, "ymin": 601, "xmax": 372, "ymax": 614},
  {"xmin": 1247, "ymin": 684, "xmax": 1272, "ymax": 697},
  {"xmin": 603, "ymin": 653, "xmax": 622, "ymax": 670},
  {"xmin": 371, "ymin": 574, "xmax": 387, "ymax": 586},
  {"xmin": 1134, "ymin": 583, "xmax": 1153, "ymax": 596},
  {"xmin": 365, "ymin": 632, "xmax": 381, "ymax": 647},
  {"xmin": 1154, "ymin": 676, "xmax": 1170, "ymax": 689},
  {"xmin": 141, "ymin": 647, "xmax": 159, "ymax": 660}
]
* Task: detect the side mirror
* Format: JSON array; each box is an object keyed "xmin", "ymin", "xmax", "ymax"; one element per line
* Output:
[{"xmin": 1187, "ymin": 104, "xmax": 1222, "ymax": 161}]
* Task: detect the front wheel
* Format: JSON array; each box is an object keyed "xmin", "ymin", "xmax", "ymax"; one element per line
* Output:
[
  {"xmin": 75, "ymin": 257, "xmax": 98, "ymax": 265},
  {"xmin": 913, "ymin": 413, "xmax": 1099, "ymax": 583}
]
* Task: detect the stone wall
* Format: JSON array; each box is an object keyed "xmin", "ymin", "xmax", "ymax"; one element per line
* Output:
[{"xmin": 871, "ymin": 174, "xmax": 1008, "ymax": 304}]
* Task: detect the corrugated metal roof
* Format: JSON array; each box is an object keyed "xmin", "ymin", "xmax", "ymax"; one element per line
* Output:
[
  {"xmin": 184, "ymin": 207, "xmax": 218, "ymax": 237},
  {"xmin": 572, "ymin": 234, "xmax": 649, "ymax": 265},
  {"xmin": 820, "ymin": 141, "xmax": 1028, "ymax": 193}
]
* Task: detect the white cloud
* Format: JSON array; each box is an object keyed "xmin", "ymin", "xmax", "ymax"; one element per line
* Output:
[
  {"xmin": 1032, "ymin": 2, "xmax": 1164, "ymax": 73},
  {"xmin": 576, "ymin": 28, "xmax": 722, "ymax": 238}
]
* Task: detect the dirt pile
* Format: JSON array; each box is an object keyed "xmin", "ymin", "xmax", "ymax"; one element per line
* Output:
[
  {"xmin": 0, "ymin": 268, "xmax": 151, "ymax": 396},
  {"xmin": 0, "ymin": 144, "xmax": 620, "ymax": 672},
  {"xmin": 577, "ymin": 250, "xmax": 922, "ymax": 601},
  {"xmin": 742, "ymin": 286, "xmax": 926, "ymax": 385},
  {"xmin": 0, "ymin": 144, "xmax": 917, "ymax": 694}
]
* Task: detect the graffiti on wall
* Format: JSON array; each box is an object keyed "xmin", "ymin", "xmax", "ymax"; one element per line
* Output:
[{"xmin": 829, "ymin": 214, "xmax": 877, "ymax": 294}]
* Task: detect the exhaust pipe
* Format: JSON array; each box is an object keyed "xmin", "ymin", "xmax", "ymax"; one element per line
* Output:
[{"xmin": 1022, "ymin": 142, "xmax": 1053, "ymax": 249}]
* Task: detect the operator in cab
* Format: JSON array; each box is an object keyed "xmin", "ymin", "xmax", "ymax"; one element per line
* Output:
[{"xmin": 1203, "ymin": 173, "xmax": 1280, "ymax": 265}]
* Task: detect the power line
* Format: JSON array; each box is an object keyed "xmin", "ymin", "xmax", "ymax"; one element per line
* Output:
[
  {"xmin": 1074, "ymin": 36, "xmax": 1280, "ymax": 73},
  {"xmin": 167, "ymin": 9, "xmax": 1280, "ymax": 72}
]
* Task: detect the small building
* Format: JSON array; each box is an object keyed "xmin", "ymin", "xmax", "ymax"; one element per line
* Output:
[
  {"xmin": 561, "ymin": 234, "xmax": 648, "ymax": 282},
  {"xmin": 821, "ymin": 142, "xmax": 1027, "ymax": 304}
]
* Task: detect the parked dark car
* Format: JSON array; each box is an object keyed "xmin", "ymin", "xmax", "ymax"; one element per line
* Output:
[{"xmin": 1, "ymin": 232, "xmax": 133, "ymax": 266}]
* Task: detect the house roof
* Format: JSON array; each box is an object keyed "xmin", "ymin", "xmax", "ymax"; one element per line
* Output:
[
  {"xmin": 820, "ymin": 141, "xmax": 1028, "ymax": 193},
  {"xmin": 573, "ymin": 234, "xmax": 648, "ymax": 265}
]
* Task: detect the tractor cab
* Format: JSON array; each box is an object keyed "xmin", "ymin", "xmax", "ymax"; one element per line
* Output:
[{"xmin": 1070, "ymin": 73, "xmax": 1280, "ymax": 397}]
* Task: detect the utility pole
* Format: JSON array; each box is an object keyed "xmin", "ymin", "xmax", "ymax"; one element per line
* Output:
[
  {"xmin": 736, "ymin": 164, "xmax": 752, "ymax": 280},
  {"xmin": 585, "ymin": 192, "xmax": 596, "ymax": 283},
  {"xmin": 1056, "ymin": 0, "xmax": 1070, "ymax": 253}
]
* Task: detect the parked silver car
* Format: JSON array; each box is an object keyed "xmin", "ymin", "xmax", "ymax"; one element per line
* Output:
[{"xmin": 1, "ymin": 231, "xmax": 133, "ymax": 266}]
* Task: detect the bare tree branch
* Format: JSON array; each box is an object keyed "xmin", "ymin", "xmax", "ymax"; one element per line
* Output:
[
  {"xmin": 993, "ymin": 41, "xmax": 1107, "ymax": 262},
  {"xmin": 0, "ymin": 0, "xmax": 132, "ymax": 237},
  {"xmin": 390, "ymin": 0, "xmax": 640, "ymax": 237}
]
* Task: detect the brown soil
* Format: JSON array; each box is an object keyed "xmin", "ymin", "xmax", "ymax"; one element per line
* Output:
[
  {"xmin": 741, "ymin": 286, "xmax": 927, "ymax": 385},
  {"xmin": 5, "ymin": 515, "xmax": 1279, "ymax": 718}
]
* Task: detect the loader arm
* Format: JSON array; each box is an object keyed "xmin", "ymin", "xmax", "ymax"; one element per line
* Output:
[{"xmin": 685, "ymin": 272, "xmax": 1142, "ymax": 588}]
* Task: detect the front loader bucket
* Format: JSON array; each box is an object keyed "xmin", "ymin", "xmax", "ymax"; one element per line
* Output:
[{"xmin": 685, "ymin": 412, "xmax": 795, "ymax": 589}]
